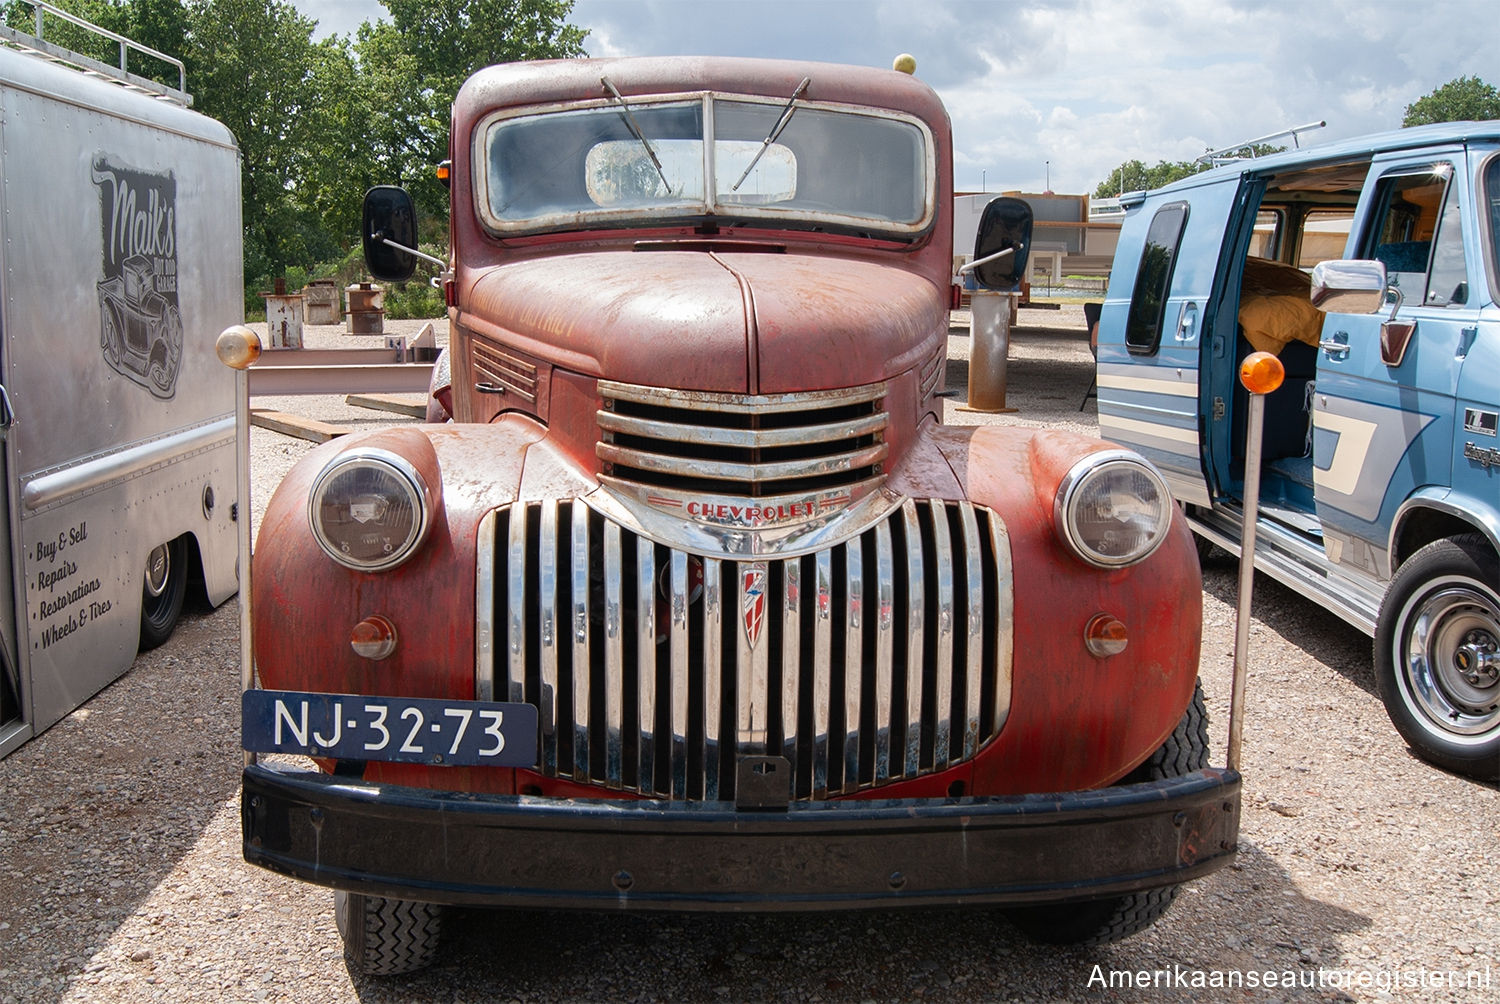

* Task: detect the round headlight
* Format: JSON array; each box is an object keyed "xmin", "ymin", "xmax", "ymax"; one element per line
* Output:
[
  {"xmin": 308, "ymin": 448, "xmax": 433, "ymax": 571},
  {"xmin": 1054, "ymin": 451, "xmax": 1173, "ymax": 568}
]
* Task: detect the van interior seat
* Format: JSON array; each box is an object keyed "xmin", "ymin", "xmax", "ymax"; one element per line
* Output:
[{"xmin": 1373, "ymin": 240, "xmax": 1430, "ymax": 275}]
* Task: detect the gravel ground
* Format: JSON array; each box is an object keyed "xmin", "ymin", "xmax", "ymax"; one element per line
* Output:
[{"xmin": 0, "ymin": 307, "xmax": 1495, "ymax": 1003}]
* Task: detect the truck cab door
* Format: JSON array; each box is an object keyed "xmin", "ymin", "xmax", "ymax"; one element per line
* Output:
[
  {"xmin": 1097, "ymin": 176, "xmax": 1248, "ymax": 507},
  {"xmin": 1311, "ymin": 147, "xmax": 1480, "ymax": 578}
]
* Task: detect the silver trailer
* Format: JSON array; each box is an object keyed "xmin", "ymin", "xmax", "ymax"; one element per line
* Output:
[{"xmin": 0, "ymin": 12, "xmax": 241, "ymax": 758}]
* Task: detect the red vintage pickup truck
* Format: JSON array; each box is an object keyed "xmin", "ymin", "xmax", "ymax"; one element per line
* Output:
[{"xmin": 227, "ymin": 54, "xmax": 1239, "ymax": 974}]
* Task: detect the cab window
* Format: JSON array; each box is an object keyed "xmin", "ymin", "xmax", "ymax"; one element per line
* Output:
[{"xmin": 1125, "ymin": 202, "xmax": 1189, "ymax": 355}]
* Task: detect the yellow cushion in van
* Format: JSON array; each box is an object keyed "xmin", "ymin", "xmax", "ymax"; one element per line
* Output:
[{"xmin": 1238, "ymin": 293, "xmax": 1325, "ymax": 356}]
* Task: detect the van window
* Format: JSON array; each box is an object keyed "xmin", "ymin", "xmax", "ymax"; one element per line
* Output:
[
  {"xmin": 1296, "ymin": 211, "xmax": 1354, "ymax": 268},
  {"xmin": 1486, "ymin": 155, "xmax": 1500, "ymax": 303},
  {"xmin": 1361, "ymin": 169, "xmax": 1447, "ymax": 295},
  {"xmin": 1425, "ymin": 179, "xmax": 1467, "ymax": 306},
  {"xmin": 1125, "ymin": 202, "xmax": 1189, "ymax": 355},
  {"xmin": 1249, "ymin": 210, "xmax": 1281, "ymax": 259}
]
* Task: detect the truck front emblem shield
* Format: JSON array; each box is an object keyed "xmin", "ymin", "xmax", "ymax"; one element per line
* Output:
[{"xmin": 742, "ymin": 563, "xmax": 768, "ymax": 648}]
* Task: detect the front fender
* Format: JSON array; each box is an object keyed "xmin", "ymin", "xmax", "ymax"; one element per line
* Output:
[{"xmin": 929, "ymin": 424, "xmax": 1203, "ymax": 793}]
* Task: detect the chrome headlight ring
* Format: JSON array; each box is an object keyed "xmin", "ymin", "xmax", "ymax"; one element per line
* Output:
[
  {"xmin": 307, "ymin": 447, "xmax": 434, "ymax": 572},
  {"xmin": 1053, "ymin": 450, "xmax": 1174, "ymax": 568}
]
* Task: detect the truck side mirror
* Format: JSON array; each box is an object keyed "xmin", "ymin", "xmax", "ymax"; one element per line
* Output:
[
  {"xmin": 1309, "ymin": 259, "xmax": 1390, "ymax": 315},
  {"xmin": 363, "ymin": 185, "xmax": 418, "ymax": 282},
  {"xmin": 972, "ymin": 196, "xmax": 1033, "ymax": 290}
]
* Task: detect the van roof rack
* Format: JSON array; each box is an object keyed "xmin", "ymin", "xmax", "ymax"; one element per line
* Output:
[{"xmin": 0, "ymin": 0, "xmax": 190, "ymax": 106}]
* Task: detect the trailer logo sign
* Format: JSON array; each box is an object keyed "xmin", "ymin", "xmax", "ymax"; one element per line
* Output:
[{"xmin": 92, "ymin": 157, "xmax": 183, "ymax": 399}]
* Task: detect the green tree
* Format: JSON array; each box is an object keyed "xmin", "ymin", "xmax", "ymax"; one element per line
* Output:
[
  {"xmin": 1094, "ymin": 144, "xmax": 1283, "ymax": 198},
  {"xmin": 358, "ymin": 0, "xmax": 588, "ymax": 225},
  {"xmin": 1403, "ymin": 75, "xmax": 1500, "ymax": 126}
]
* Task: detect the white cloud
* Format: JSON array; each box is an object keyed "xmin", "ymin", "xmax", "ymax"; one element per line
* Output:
[{"xmin": 290, "ymin": 0, "xmax": 1500, "ymax": 194}]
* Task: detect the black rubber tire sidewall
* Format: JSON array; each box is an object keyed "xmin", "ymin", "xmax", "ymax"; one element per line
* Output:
[
  {"xmin": 138, "ymin": 536, "xmax": 187, "ymax": 651},
  {"xmin": 1374, "ymin": 534, "xmax": 1500, "ymax": 781}
]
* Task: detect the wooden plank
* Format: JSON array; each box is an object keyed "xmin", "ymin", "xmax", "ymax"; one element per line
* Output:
[
  {"xmin": 345, "ymin": 393, "xmax": 427, "ymax": 419},
  {"xmin": 250, "ymin": 409, "xmax": 349, "ymax": 444}
]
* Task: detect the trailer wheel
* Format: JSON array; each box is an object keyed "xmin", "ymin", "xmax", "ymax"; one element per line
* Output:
[
  {"xmin": 335, "ymin": 890, "xmax": 444, "ymax": 975},
  {"xmin": 1003, "ymin": 681, "xmax": 1209, "ymax": 945},
  {"xmin": 138, "ymin": 536, "xmax": 187, "ymax": 651},
  {"xmin": 1375, "ymin": 534, "xmax": 1500, "ymax": 781}
]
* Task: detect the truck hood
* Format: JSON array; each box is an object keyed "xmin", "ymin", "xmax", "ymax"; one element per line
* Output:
[{"xmin": 461, "ymin": 249, "xmax": 944, "ymax": 394}]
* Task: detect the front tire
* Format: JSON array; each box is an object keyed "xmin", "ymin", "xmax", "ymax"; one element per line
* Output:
[
  {"xmin": 1375, "ymin": 535, "xmax": 1500, "ymax": 781},
  {"xmin": 1004, "ymin": 682, "xmax": 1210, "ymax": 945},
  {"xmin": 335, "ymin": 890, "xmax": 444, "ymax": 975},
  {"xmin": 138, "ymin": 536, "xmax": 187, "ymax": 651}
]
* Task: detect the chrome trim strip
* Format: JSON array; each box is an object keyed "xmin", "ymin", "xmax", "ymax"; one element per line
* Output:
[
  {"xmin": 599, "ymin": 380, "xmax": 887, "ymax": 412},
  {"xmin": 603, "ymin": 522, "xmax": 624, "ymax": 785},
  {"xmin": 959, "ymin": 503, "xmax": 985, "ymax": 758},
  {"xmin": 668, "ymin": 550, "xmax": 690, "ymax": 799},
  {"xmin": 703, "ymin": 557, "xmax": 723, "ymax": 799},
  {"xmin": 901, "ymin": 500, "xmax": 924, "ymax": 778},
  {"xmin": 505, "ymin": 507, "xmax": 527, "ymax": 703},
  {"xmin": 570, "ymin": 504, "xmax": 591, "ymax": 778},
  {"xmin": 841, "ymin": 539, "xmax": 863, "ymax": 792},
  {"xmin": 782, "ymin": 556, "xmax": 801, "ymax": 769},
  {"xmin": 929, "ymin": 499, "xmax": 955, "ymax": 768},
  {"xmin": 598, "ymin": 410, "xmax": 887, "ymax": 449},
  {"xmin": 538, "ymin": 501, "xmax": 560, "ymax": 773},
  {"xmin": 991, "ymin": 516, "xmax": 1015, "ymax": 735},
  {"xmin": 811, "ymin": 550, "xmax": 833, "ymax": 798},
  {"xmin": 636, "ymin": 540, "xmax": 657, "ymax": 790},
  {"xmin": 598, "ymin": 441, "xmax": 888, "ymax": 483},
  {"xmin": 475, "ymin": 512, "xmax": 498, "ymax": 703},
  {"xmin": 873, "ymin": 520, "xmax": 895, "ymax": 782},
  {"xmin": 22, "ymin": 414, "xmax": 234, "ymax": 512}
]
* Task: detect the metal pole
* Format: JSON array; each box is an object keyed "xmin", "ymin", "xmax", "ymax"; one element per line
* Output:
[
  {"xmin": 960, "ymin": 290, "xmax": 1018, "ymax": 414},
  {"xmin": 1227, "ymin": 352, "xmax": 1283, "ymax": 771}
]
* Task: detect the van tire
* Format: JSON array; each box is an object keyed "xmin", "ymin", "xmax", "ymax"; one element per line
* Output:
[
  {"xmin": 1375, "ymin": 535, "xmax": 1500, "ymax": 781},
  {"xmin": 138, "ymin": 536, "xmax": 187, "ymax": 651},
  {"xmin": 1004, "ymin": 682, "xmax": 1209, "ymax": 944},
  {"xmin": 335, "ymin": 890, "xmax": 444, "ymax": 975}
]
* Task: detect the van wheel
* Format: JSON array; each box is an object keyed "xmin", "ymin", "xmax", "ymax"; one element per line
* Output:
[
  {"xmin": 139, "ymin": 536, "xmax": 187, "ymax": 651},
  {"xmin": 335, "ymin": 890, "xmax": 444, "ymax": 975},
  {"xmin": 1004, "ymin": 682, "xmax": 1209, "ymax": 944},
  {"xmin": 1375, "ymin": 535, "xmax": 1500, "ymax": 781}
]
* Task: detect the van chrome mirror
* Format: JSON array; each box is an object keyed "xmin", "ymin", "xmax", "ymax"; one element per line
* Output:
[
  {"xmin": 971, "ymin": 196, "xmax": 1032, "ymax": 290},
  {"xmin": 1309, "ymin": 259, "xmax": 1389, "ymax": 315},
  {"xmin": 363, "ymin": 185, "xmax": 419, "ymax": 282}
]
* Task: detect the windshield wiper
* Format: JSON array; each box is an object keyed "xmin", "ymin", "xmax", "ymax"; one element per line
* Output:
[
  {"xmin": 732, "ymin": 76, "xmax": 811, "ymax": 192},
  {"xmin": 600, "ymin": 76, "xmax": 673, "ymax": 195}
]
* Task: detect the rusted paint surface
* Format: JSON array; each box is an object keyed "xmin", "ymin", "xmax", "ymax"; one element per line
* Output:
[{"xmin": 932, "ymin": 425, "xmax": 1203, "ymax": 794}]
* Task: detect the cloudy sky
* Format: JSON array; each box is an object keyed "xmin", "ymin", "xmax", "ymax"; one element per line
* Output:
[{"xmin": 293, "ymin": 0, "xmax": 1500, "ymax": 196}]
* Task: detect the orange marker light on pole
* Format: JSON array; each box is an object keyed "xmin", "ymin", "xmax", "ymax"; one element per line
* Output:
[
  {"xmin": 1226, "ymin": 350, "xmax": 1283, "ymax": 773},
  {"xmin": 1239, "ymin": 351, "xmax": 1285, "ymax": 396}
]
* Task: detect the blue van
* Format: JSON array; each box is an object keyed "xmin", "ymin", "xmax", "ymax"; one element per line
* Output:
[{"xmin": 1097, "ymin": 122, "xmax": 1499, "ymax": 780}]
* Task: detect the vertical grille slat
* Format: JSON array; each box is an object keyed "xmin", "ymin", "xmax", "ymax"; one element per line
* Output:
[
  {"xmin": 569, "ymin": 504, "xmax": 591, "ymax": 779},
  {"xmin": 482, "ymin": 500, "xmax": 1010, "ymax": 801}
]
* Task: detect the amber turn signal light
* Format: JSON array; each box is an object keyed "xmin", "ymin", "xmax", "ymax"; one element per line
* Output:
[
  {"xmin": 1084, "ymin": 613, "xmax": 1128, "ymax": 658},
  {"xmin": 350, "ymin": 614, "xmax": 398, "ymax": 660},
  {"xmin": 215, "ymin": 324, "xmax": 262, "ymax": 370},
  {"xmin": 1239, "ymin": 351, "xmax": 1285, "ymax": 395}
]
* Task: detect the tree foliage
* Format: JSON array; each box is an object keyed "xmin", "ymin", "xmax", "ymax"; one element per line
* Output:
[
  {"xmin": 7, "ymin": 0, "xmax": 587, "ymax": 308},
  {"xmin": 1403, "ymin": 75, "xmax": 1500, "ymax": 126},
  {"xmin": 1092, "ymin": 145, "xmax": 1283, "ymax": 199}
]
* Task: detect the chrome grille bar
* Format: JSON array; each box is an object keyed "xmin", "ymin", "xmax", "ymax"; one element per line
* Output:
[{"xmin": 479, "ymin": 499, "xmax": 1012, "ymax": 801}]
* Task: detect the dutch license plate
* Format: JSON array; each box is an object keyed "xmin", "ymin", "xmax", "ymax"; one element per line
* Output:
[{"xmin": 242, "ymin": 690, "xmax": 538, "ymax": 767}]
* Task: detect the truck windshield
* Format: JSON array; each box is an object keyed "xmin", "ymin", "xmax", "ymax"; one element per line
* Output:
[{"xmin": 478, "ymin": 93, "xmax": 932, "ymax": 238}]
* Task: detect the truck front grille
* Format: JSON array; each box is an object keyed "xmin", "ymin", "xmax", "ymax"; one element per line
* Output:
[
  {"xmin": 596, "ymin": 380, "xmax": 888, "ymax": 497},
  {"xmin": 476, "ymin": 498, "xmax": 1013, "ymax": 802}
]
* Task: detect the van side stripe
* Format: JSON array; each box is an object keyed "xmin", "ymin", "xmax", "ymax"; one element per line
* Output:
[
  {"xmin": 1097, "ymin": 414, "xmax": 1200, "ymax": 446},
  {"xmin": 1097, "ymin": 372, "xmax": 1198, "ymax": 398}
]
